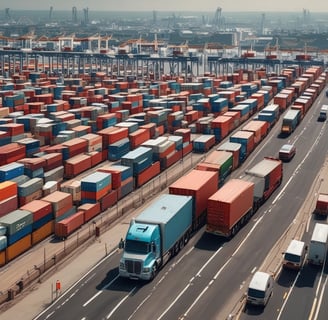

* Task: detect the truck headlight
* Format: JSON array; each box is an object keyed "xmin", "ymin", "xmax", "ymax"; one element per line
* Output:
[
  {"xmin": 119, "ymin": 261, "xmax": 125, "ymax": 270},
  {"xmin": 143, "ymin": 267, "xmax": 150, "ymax": 273}
]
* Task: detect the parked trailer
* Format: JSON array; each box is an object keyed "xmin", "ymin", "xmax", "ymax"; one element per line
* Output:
[
  {"xmin": 119, "ymin": 194, "xmax": 193, "ymax": 280},
  {"xmin": 308, "ymin": 223, "xmax": 328, "ymax": 266},
  {"xmin": 281, "ymin": 109, "xmax": 301, "ymax": 135}
]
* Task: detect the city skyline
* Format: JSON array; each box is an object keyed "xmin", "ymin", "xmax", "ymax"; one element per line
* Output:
[{"xmin": 0, "ymin": 0, "xmax": 327, "ymax": 13}]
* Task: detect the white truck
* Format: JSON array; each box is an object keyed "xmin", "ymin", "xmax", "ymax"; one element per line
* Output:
[{"xmin": 307, "ymin": 223, "xmax": 328, "ymax": 266}]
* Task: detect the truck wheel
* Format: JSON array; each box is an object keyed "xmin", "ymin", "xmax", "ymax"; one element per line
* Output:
[
  {"xmin": 184, "ymin": 232, "xmax": 190, "ymax": 245},
  {"xmin": 179, "ymin": 238, "xmax": 184, "ymax": 251},
  {"xmin": 150, "ymin": 263, "xmax": 157, "ymax": 280},
  {"xmin": 174, "ymin": 242, "xmax": 180, "ymax": 255}
]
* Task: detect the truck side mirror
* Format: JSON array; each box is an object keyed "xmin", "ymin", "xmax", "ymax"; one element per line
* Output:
[{"xmin": 119, "ymin": 238, "xmax": 124, "ymax": 249}]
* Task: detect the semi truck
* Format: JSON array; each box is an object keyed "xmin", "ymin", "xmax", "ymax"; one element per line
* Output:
[
  {"xmin": 308, "ymin": 223, "xmax": 328, "ymax": 266},
  {"xmin": 206, "ymin": 157, "xmax": 283, "ymax": 237},
  {"xmin": 119, "ymin": 194, "xmax": 193, "ymax": 280},
  {"xmin": 281, "ymin": 109, "xmax": 301, "ymax": 135}
]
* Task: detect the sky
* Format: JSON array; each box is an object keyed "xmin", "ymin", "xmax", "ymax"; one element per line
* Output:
[{"xmin": 0, "ymin": 0, "xmax": 327, "ymax": 13}]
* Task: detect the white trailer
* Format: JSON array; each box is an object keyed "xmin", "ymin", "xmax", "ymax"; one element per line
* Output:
[{"xmin": 308, "ymin": 223, "xmax": 328, "ymax": 266}]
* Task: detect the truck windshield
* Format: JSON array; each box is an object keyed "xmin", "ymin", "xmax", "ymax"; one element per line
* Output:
[
  {"xmin": 248, "ymin": 288, "xmax": 265, "ymax": 299},
  {"xmin": 284, "ymin": 253, "xmax": 300, "ymax": 263},
  {"xmin": 125, "ymin": 240, "xmax": 150, "ymax": 254}
]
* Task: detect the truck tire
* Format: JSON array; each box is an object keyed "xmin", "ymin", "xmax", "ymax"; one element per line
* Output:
[
  {"xmin": 150, "ymin": 263, "xmax": 158, "ymax": 280},
  {"xmin": 184, "ymin": 232, "xmax": 190, "ymax": 245}
]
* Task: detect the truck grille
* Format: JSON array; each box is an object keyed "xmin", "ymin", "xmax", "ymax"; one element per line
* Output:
[{"xmin": 125, "ymin": 260, "xmax": 142, "ymax": 274}]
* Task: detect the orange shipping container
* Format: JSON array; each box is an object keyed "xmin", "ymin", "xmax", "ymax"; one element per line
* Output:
[
  {"xmin": 78, "ymin": 202, "xmax": 101, "ymax": 222},
  {"xmin": 0, "ymin": 250, "xmax": 5, "ymax": 267},
  {"xmin": 169, "ymin": 169, "xmax": 218, "ymax": 221},
  {"xmin": 6, "ymin": 234, "xmax": 32, "ymax": 262},
  {"xmin": 32, "ymin": 220, "xmax": 54, "ymax": 245},
  {"xmin": 206, "ymin": 179, "xmax": 254, "ymax": 237},
  {"xmin": 0, "ymin": 181, "xmax": 17, "ymax": 202}
]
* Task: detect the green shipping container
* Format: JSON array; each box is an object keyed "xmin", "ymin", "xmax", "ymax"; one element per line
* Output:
[{"xmin": 0, "ymin": 209, "xmax": 33, "ymax": 235}]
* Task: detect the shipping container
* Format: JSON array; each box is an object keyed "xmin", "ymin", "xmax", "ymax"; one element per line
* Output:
[
  {"xmin": 54, "ymin": 211, "xmax": 84, "ymax": 238},
  {"xmin": 31, "ymin": 220, "xmax": 54, "ymax": 245},
  {"xmin": 6, "ymin": 233, "xmax": 31, "ymax": 262},
  {"xmin": 169, "ymin": 169, "xmax": 218, "ymax": 227},
  {"xmin": 206, "ymin": 179, "xmax": 254, "ymax": 237}
]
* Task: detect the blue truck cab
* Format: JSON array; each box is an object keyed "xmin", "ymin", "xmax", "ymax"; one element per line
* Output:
[
  {"xmin": 119, "ymin": 194, "xmax": 193, "ymax": 280},
  {"xmin": 119, "ymin": 221, "xmax": 161, "ymax": 280}
]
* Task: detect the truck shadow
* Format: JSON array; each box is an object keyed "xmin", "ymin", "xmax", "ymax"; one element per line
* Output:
[
  {"xmin": 96, "ymin": 267, "xmax": 143, "ymax": 293},
  {"xmin": 294, "ymin": 263, "xmax": 321, "ymax": 288},
  {"xmin": 194, "ymin": 232, "xmax": 226, "ymax": 251},
  {"xmin": 277, "ymin": 267, "xmax": 298, "ymax": 288}
]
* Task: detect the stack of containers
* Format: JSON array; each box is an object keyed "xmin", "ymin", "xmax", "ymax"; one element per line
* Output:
[
  {"xmin": 16, "ymin": 137, "xmax": 40, "ymax": 157},
  {"xmin": 0, "ymin": 181, "xmax": 18, "ymax": 218},
  {"xmin": 96, "ymin": 113, "xmax": 117, "ymax": 130},
  {"xmin": 193, "ymin": 135, "xmax": 216, "ymax": 153},
  {"xmin": 60, "ymin": 180, "xmax": 81, "ymax": 204},
  {"xmin": 17, "ymin": 157, "xmax": 45, "ymax": 179},
  {"xmin": 211, "ymin": 97, "xmax": 229, "ymax": 114},
  {"xmin": 20, "ymin": 200, "xmax": 53, "ymax": 245},
  {"xmin": 129, "ymin": 128, "xmax": 151, "ymax": 150},
  {"xmin": 0, "ymin": 123, "xmax": 25, "ymax": 142},
  {"xmin": 229, "ymin": 131, "xmax": 255, "ymax": 164},
  {"xmin": 120, "ymin": 146, "xmax": 153, "ymax": 177},
  {"xmin": 211, "ymin": 115, "xmax": 233, "ymax": 142},
  {"xmin": 97, "ymin": 164, "xmax": 133, "ymax": 201},
  {"xmin": 61, "ymin": 138, "xmax": 88, "ymax": 160},
  {"xmin": 0, "ymin": 209, "xmax": 33, "ymax": 246},
  {"xmin": 108, "ymin": 137, "xmax": 130, "ymax": 161},
  {"xmin": 256, "ymin": 104, "xmax": 280, "ymax": 128},
  {"xmin": 18, "ymin": 177, "xmax": 43, "ymax": 206},
  {"xmin": 174, "ymin": 128, "xmax": 192, "ymax": 156},
  {"xmin": 80, "ymin": 133, "xmax": 102, "ymax": 152},
  {"xmin": 239, "ymin": 98, "xmax": 259, "ymax": 115},
  {"xmin": 42, "ymin": 191, "xmax": 74, "ymax": 222},
  {"xmin": 39, "ymin": 152, "xmax": 63, "ymax": 172},
  {"xmin": 0, "ymin": 162, "xmax": 25, "ymax": 182},
  {"xmin": 242, "ymin": 120, "xmax": 269, "ymax": 146},
  {"xmin": 80, "ymin": 172, "xmax": 112, "ymax": 204}
]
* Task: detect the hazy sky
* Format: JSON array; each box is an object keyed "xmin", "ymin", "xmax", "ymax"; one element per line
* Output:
[{"xmin": 0, "ymin": 1, "xmax": 327, "ymax": 12}]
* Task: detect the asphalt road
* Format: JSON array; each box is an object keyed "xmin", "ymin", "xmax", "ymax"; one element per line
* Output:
[{"xmin": 35, "ymin": 86, "xmax": 328, "ymax": 320}]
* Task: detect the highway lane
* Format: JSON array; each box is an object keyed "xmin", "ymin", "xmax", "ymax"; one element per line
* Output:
[{"xmin": 35, "ymin": 86, "xmax": 328, "ymax": 320}]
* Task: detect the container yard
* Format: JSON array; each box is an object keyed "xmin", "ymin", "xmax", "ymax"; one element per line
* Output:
[{"xmin": 0, "ymin": 54, "xmax": 326, "ymax": 308}]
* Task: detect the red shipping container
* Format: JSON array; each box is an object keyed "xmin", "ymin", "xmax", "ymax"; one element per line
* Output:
[
  {"xmin": 100, "ymin": 189, "xmax": 118, "ymax": 211},
  {"xmin": 161, "ymin": 149, "xmax": 182, "ymax": 170},
  {"xmin": 129, "ymin": 129, "xmax": 150, "ymax": 149},
  {"xmin": 17, "ymin": 157, "xmax": 46, "ymax": 171},
  {"xmin": 242, "ymin": 120, "xmax": 268, "ymax": 145},
  {"xmin": 64, "ymin": 154, "xmax": 92, "ymax": 178},
  {"xmin": 0, "ymin": 143, "xmax": 26, "ymax": 165},
  {"xmin": 206, "ymin": 179, "xmax": 254, "ymax": 237},
  {"xmin": 88, "ymin": 151, "xmax": 103, "ymax": 167},
  {"xmin": 20, "ymin": 199, "xmax": 53, "ymax": 222},
  {"xmin": 136, "ymin": 161, "xmax": 160, "ymax": 187},
  {"xmin": 55, "ymin": 211, "xmax": 85, "ymax": 238},
  {"xmin": 169, "ymin": 169, "xmax": 218, "ymax": 222},
  {"xmin": 78, "ymin": 202, "xmax": 101, "ymax": 222},
  {"xmin": 0, "ymin": 195, "xmax": 18, "ymax": 218},
  {"xmin": 211, "ymin": 115, "xmax": 232, "ymax": 139}
]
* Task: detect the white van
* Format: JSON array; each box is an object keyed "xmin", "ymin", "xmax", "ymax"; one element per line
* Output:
[
  {"xmin": 283, "ymin": 239, "xmax": 306, "ymax": 270},
  {"xmin": 246, "ymin": 271, "xmax": 273, "ymax": 307}
]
